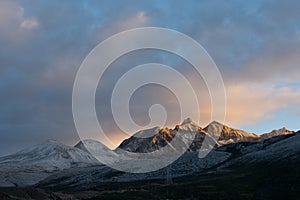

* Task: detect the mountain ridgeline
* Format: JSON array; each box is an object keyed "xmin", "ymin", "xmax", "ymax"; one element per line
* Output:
[
  {"xmin": 118, "ymin": 118, "xmax": 285, "ymax": 153},
  {"xmin": 0, "ymin": 118, "xmax": 299, "ymax": 197}
]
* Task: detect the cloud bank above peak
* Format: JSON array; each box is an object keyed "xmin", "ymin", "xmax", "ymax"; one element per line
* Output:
[{"xmin": 0, "ymin": 0, "xmax": 300, "ymax": 154}]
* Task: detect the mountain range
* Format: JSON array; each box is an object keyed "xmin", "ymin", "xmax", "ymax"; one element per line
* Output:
[{"xmin": 0, "ymin": 119, "xmax": 299, "ymax": 199}]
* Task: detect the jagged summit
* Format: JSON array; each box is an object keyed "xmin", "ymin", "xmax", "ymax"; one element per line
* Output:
[
  {"xmin": 118, "ymin": 119, "xmax": 272, "ymax": 152},
  {"xmin": 204, "ymin": 121, "xmax": 259, "ymax": 145},
  {"xmin": 177, "ymin": 118, "xmax": 201, "ymax": 133},
  {"xmin": 75, "ymin": 139, "xmax": 104, "ymax": 150},
  {"xmin": 205, "ymin": 121, "xmax": 239, "ymax": 131},
  {"xmin": 209, "ymin": 120, "xmax": 224, "ymax": 126},
  {"xmin": 75, "ymin": 139, "xmax": 99, "ymax": 144},
  {"xmin": 132, "ymin": 127, "xmax": 161, "ymax": 138},
  {"xmin": 118, "ymin": 119, "xmax": 213, "ymax": 153},
  {"xmin": 261, "ymin": 127, "xmax": 294, "ymax": 139},
  {"xmin": 181, "ymin": 118, "xmax": 195, "ymax": 125},
  {"xmin": 75, "ymin": 139, "xmax": 120, "ymax": 164}
]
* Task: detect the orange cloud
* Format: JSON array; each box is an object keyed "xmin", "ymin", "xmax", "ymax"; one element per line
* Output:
[{"xmin": 224, "ymin": 83, "xmax": 300, "ymax": 127}]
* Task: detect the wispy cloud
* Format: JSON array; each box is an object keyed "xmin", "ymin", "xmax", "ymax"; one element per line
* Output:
[
  {"xmin": 225, "ymin": 84, "xmax": 300, "ymax": 127},
  {"xmin": 20, "ymin": 17, "xmax": 38, "ymax": 29}
]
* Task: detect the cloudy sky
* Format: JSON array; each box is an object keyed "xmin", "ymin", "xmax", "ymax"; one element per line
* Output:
[{"xmin": 1, "ymin": 0, "xmax": 300, "ymax": 155}]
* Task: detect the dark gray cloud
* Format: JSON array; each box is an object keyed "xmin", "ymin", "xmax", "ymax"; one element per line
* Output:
[{"xmin": 0, "ymin": 0, "xmax": 300, "ymax": 155}]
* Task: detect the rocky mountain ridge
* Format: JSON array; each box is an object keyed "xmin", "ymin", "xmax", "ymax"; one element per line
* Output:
[{"xmin": 0, "ymin": 119, "xmax": 296, "ymax": 187}]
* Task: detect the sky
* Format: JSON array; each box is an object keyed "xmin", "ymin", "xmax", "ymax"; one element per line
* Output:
[{"xmin": 0, "ymin": 0, "xmax": 300, "ymax": 155}]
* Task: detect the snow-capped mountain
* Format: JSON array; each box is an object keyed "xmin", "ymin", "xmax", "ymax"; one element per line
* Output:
[
  {"xmin": 75, "ymin": 139, "xmax": 121, "ymax": 164},
  {"xmin": 217, "ymin": 131, "xmax": 300, "ymax": 170},
  {"xmin": 118, "ymin": 118, "xmax": 261, "ymax": 153},
  {"xmin": 118, "ymin": 118, "xmax": 218, "ymax": 153},
  {"xmin": 0, "ymin": 140, "xmax": 99, "ymax": 168},
  {"xmin": 204, "ymin": 121, "xmax": 260, "ymax": 145},
  {"xmin": 260, "ymin": 127, "xmax": 294, "ymax": 140},
  {"xmin": 37, "ymin": 131, "xmax": 300, "ymax": 191},
  {"xmin": 117, "ymin": 127, "xmax": 162, "ymax": 153},
  {"xmin": 0, "ymin": 140, "xmax": 100, "ymax": 187}
]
